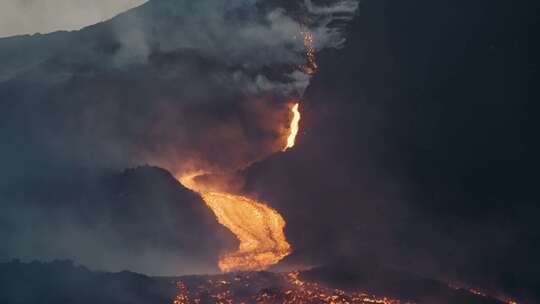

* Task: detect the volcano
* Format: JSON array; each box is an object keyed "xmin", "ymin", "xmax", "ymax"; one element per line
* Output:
[{"xmin": 0, "ymin": 0, "xmax": 538, "ymax": 303}]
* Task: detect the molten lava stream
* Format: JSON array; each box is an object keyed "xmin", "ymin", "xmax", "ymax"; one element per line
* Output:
[
  {"xmin": 178, "ymin": 173, "xmax": 291, "ymax": 272},
  {"xmin": 283, "ymin": 102, "xmax": 301, "ymax": 152},
  {"xmin": 175, "ymin": 102, "xmax": 303, "ymax": 272},
  {"xmin": 201, "ymin": 192, "xmax": 290, "ymax": 272}
]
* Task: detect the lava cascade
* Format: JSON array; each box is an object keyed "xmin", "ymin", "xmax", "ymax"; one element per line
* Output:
[
  {"xmin": 178, "ymin": 173, "xmax": 291, "ymax": 272},
  {"xmin": 173, "ymin": 28, "xmax": 315, "ymax": 272},
  {"xmin": 176, "ymin": 99, "xmax": 301, "ymax": 272},
  {"xmin": 283, "ymin": 102, "xmax": 301, "ymax": 151}
]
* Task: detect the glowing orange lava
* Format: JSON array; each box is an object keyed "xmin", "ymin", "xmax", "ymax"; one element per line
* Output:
[
  {"xmin": 172, "ymin": 26, "xmax": 313, "ymax": 273},
  {"xmin": 173, "ymin": 271, "xmax": 412, "ymax": 304},
  {"xmin": 175, "ymin": 100, "xmax": 302, "ymax": 272},
  {"xmin": 178, "ymin": 173, "xmax": 291, "ymax": 272},
  {"xmin": 283, "ymin": 103, "xmax": 301, "ymax": 151}
]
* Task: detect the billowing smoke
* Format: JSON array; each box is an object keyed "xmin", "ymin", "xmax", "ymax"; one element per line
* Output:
[
  {"xmin": 0, "ymin": 0, "xmax": 359, "ymax": 274},
  {"xmin": 109, "ymin": 0, "xmax": 359, "ymax": 97}
]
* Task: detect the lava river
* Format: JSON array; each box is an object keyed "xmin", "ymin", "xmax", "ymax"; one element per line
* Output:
[
  {"xmin": 176, "ymin": 102, "xmax": 300, "ymax": 272},
  {"xmin": 177, "ymin": 172, "xmax": 291, "ymax": 272},
  {"xmin": 173, "ymin": 20, "xmax": 309, "ymax": 274}
]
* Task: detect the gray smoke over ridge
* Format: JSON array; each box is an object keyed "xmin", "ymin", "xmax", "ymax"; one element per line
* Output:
[{"xmin": 109, "ymin": 0, "xmax": 359, "ymax": 95}]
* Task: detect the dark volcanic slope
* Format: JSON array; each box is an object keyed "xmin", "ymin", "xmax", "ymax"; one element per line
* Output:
[
  {"xmin": 1, "ymin": 166, "xmax": 234, "ymax": 275},
  {"xmin": 243, "ymin": 0, "xmax": 539, "ymax": 302},
  {"xmin": 0, "ymin": 260, "xmax": 176, "ymax": 304},
  {"xmin": 0, "ymin": 260, "xmax": 511, "ymax": 304},
  {"xmin": 97, "ymin": 166, "xmax": 235, "ymax": 264}
]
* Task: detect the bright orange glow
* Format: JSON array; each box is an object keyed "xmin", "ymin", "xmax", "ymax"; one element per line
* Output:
[
  {"xmin": 171, "ymin": 25, "xmax": 315, "ymax": 274},
  {"xmin": 178, "ymin": 173, "xmax": 291, "ymax": 272},
  {"xmin": 174, "ymin": 103, "xmax": 302, "ymax": 272},
  {"xmin": 173, "ymin": 271, "xmax": 412, "ymax": 304},
  {"xmin": 202, "ymin": 192, "xmax": 290, "ymax": 272},
  {"xmin": 283, "ymin": 103, "xmax": 301, "ymax": 151},
  {"xmin": 285, "ymin": 271, "xmax": 408, "ymax": 304}
]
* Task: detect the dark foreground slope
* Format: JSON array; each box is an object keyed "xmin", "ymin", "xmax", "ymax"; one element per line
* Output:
[
  {"xmin": 1, "ymin": 166, "xmax": 234, "ymax": 275},
  {"xmin": 0, "ymin": 260, "xmax": 511, "ymax": 304},
  {"xmin": 0, "ymin": 260, "xmax": 175, "ymax": 304}
]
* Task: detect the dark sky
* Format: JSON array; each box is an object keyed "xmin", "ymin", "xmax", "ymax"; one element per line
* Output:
[{"xmin": 0, "ymin": 0, "xmax": 538, "ymax": 302}]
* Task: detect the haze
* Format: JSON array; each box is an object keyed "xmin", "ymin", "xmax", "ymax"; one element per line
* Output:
[{"xmin": 0, "ymin": 0, "xmax": 147, "ymax": 38}]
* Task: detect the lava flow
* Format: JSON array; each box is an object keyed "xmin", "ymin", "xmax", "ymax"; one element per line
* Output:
[
  {"xmin": 176, "ymin": 100, "xmax": 302, "ymax": 272},
  {"xmin": 174, "ymin": 27, "xmax": 314, "ymax": 272},
  {"xmin": 178, "ymin": 173, "xmax": 291, "ymax": 272},
  {"xmin": 176, "ymin": 101, "xmax": 301, "ymax": 272},
  {"xmin": 283, "ymin": 103, "xmax": 301, "ymax": 152}
]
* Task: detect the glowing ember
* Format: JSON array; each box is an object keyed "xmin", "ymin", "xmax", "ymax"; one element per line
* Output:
[
  {"xmin": 283, "ymin": 271, "xmax": 409, "ymax": 304},
  {"xmin": 178, "ymin": 173, "xmax": 291, "ymax": 272},
  {"xmin": 283, "ymin": 103, "xmax": 301, "ymax": 152},
  {"xmin": 172, "ymin": 271, "xmax": 413, "ymax": 304},
  {"xmin": 301, "ymin": 28, "xmax": 318, "ymax": 75}
]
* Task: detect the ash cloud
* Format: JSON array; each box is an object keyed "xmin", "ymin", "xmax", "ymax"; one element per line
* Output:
[{"xmin": 108, "ymin": 0, "xmax": 359, "ymax": 95}]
